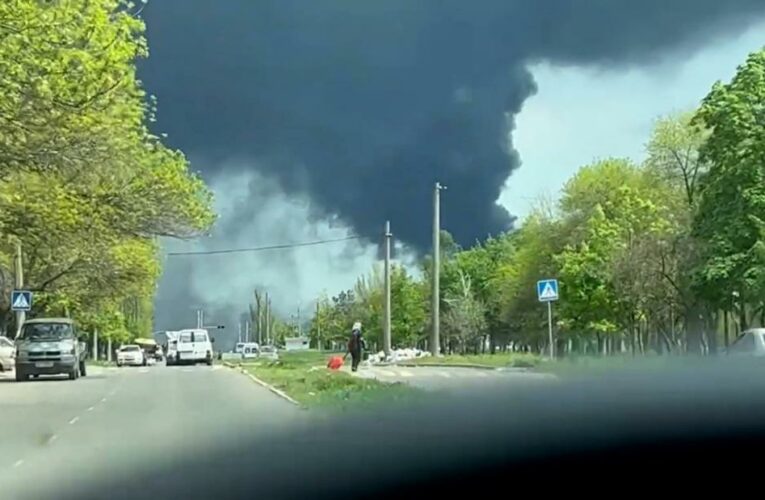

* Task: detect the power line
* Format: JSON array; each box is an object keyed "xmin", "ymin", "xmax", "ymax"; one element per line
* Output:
[{"xmin": 166, "ymin": 235, "xmax": 362, "ymax": 256}]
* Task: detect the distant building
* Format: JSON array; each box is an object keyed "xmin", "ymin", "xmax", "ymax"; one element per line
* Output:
[{"xmin": 284, "ymin": 336, "xmax": 310, "ymax": 351}]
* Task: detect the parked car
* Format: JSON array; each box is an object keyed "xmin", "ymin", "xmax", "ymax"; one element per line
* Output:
[
  {"xmin": 240, "ymin": 343, "xmax": 259, "ymax": 360},
  {"xmin": 0, "ymin": 336, "xmax": 14, "ymax": 372},
  {"xmin": 259, "ymin": 345, "xmax": 279, "ymax": 361},
  {"xmin": 726, "ymin": 329, "xmax": 765, "ymax": 356},
  {"xmin": 117, "ymin": 345, "xmax": 147, "ymax": 367}
]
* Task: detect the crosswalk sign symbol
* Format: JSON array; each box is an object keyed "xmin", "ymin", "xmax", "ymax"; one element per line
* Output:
[
  {"xmin": 11, "ymin": 290, "xmax": 32, "ymax": 311},
  {"xmin": 536, "ymin": 279, "xmax": 559, "ymax": 302}
]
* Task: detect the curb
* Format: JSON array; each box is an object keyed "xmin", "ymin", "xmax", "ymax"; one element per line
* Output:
[
  {"xmin": 374, "ymin": 362, "xmax": 510, "ymax": 370},
  {"xmin": 223, "ymin": 362, "xmax": 304, "ymax": 408}
]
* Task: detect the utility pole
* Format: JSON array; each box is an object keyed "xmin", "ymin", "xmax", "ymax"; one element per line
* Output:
[
  {"xmin": 93, "ymin": 328, "xmax": 99, "ymax": 361},
  {"xmin": 265, "ymin": 292, "xmax": 270, "ymax": 344},
  {"xmin": 14, "ymin": 241, "xmax": 24, "ymax": 338},
  {"xmin": 316, "ymin": 301, "xmax": 322, "ymax": 352},
  {"xmin": 238, "ymin": 322, "xmax": 242, "ymax": 343},
  {"xmin": 383, "ymin": 220, "xmax": 392, "ymax": 357},
  {"xmin": 245, "ymin": 320, "xmax": 250, "ymax": 343},
  {"xmin": 297, "ymin": 303, "xmax": 301, "ymax": 337},
  {"xmin": 430, "ymin": 182, "xmax": 445, "ymax": 356}
]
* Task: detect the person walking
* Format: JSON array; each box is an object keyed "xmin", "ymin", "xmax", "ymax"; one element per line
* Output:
[{"xmin": 347, "ymin": 321, "xmax": 365, "ymax": 372}]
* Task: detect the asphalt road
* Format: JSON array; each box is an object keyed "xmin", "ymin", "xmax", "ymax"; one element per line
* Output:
[
  {"xmin": 0, "ymin": 363, "xmax": 305, "ymax": 500},
  {"xmin": 350, "ymin": 365, "xmax": 556, "ymax": 391}
]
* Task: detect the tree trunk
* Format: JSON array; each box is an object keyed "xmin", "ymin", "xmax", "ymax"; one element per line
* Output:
[
  {"xmin": 685, "ymin": 303, "xmax": 704, "ymax": 355},
  {"xmin": 739, "ymin": 302, "xmax": 747, "ymax": 333},
  {"xmin": 706, "ymin": 310, "xmax": 718, "ymax": 355}
]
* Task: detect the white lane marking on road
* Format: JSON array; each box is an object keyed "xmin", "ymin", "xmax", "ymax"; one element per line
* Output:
[
  {"xmin": 87, "ymin": 406, "xmax": 95, "ymax": 411},
  {"xmin": 45, "ymin": 434, "xmax": 58, "ymax": 445},
  {"xmin": 13, "ymin": 459, "xmax": 24, "ymax": 468},
  {"xmin": 437, "ymin": 371, "xmax": 452, "ymax": 378},
  {"xmin": 101, "ymin": 397, "xmax": 107, "ymax": 402},
  {"xmin": 69, "ymin": 416, "xmax": 79, "ymax": 425}
]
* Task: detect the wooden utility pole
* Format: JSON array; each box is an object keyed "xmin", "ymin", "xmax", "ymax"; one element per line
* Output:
[
  {"xmin": 430, "ymin": 182, "xmax": 444, "ymax": 356},
  {"xmin": 383, "ymin": 220, "xmax": 392, "ymax": 356}
]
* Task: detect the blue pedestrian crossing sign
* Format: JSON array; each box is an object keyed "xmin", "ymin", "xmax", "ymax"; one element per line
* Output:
[
  {"xmin": 11, "ymin": 290, "xmax": 32, "ymax": 311},
  {"xmin": 536, "ymin": 279, "xmax": 559, "ymax": 302}
]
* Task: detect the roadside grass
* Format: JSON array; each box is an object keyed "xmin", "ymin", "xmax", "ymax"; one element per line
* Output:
[
  {"xmin": 408, "ymin": 352, "xmax": 541, "ymax": 368},
  {"xmin": 234, "ymin": 350, "xmax": 420, "ymax": 411}
]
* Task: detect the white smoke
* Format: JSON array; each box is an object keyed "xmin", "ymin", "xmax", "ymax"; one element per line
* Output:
[{"xmin": 154, "ymin": 166, "xmax": 417, "ymax": 338}]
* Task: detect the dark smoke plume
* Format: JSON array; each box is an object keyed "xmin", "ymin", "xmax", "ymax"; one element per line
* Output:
[{"xmin": 139, "ymin": 0, "xmax": 765, "ymax": 249}]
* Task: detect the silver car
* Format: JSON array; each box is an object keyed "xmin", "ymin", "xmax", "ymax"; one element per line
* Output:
[
  {"xmin": 0, "ymin": 336, "xmax": 14, "ymax": 372},
  {"xmin": 727, "ymin": 329, "xmax": 765, "ymax": 356},
  {"xmin": 14, "ymin": 318, "xmax": 88, "ymax": 381},
  {"xmin": 258, "ymin": 345, "xmax": 279, "ymax": 361}
]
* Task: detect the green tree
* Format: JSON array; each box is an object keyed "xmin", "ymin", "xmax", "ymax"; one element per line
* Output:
[
  {"xmin": 442, "ymin": 270, "xmax": 487, "ymax": 354},
  {"xmin": 390, "ymin": 265, "xmax": 426, "ymax": 348},
  {"xmin": 0, "ymin": 1, "xmax": 215, "ymax": 340},
  {"xmin": 693, "ymin": 48, "xmax": 765, "ymax": 332}
]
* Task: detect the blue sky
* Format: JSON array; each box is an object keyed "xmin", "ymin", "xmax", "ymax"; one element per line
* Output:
[{"xmin": 500, "ymin": 20, "xmax": 765, "ymax": 220}]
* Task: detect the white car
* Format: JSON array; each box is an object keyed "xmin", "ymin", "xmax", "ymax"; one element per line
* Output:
[
  {"xmin": 0, "ymin": 336, "xmax": 14, "ymax": 372},
  {"xmin": 117, "ymin": 345, "xmax": 146, "ymax": 367},
  {"xmin": 174, "ymin": 329, "xmax": 214, "ymax": 366},
  {"xmin": 259, "ymin": 345, "xmax": 279, "ymax": 361}
]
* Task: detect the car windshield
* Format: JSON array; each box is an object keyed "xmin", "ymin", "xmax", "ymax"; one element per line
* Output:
[
  {"xmin": 6, "ymin": 2, "xmax": 765, "ymax": 498},
  {"xmin": 20, "ymin": 323, "xmax": 74, "ymax": 341}
]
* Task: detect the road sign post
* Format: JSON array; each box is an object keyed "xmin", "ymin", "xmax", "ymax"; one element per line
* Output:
[{"xmin": 536, "ymin": 279, "xmax": 559, "ymax": 359}]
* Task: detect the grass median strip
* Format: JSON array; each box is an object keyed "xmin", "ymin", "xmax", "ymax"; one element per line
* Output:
[
  {"xmin": 407, "ymin": 352, "xmax": 541, "ymax": 369},
  {"xmin": 235, "ymin": 351, "xmax": 420, "ymax": 411}
]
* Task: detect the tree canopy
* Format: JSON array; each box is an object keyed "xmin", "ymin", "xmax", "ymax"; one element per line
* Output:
[{"xmin": 0, "ymin": 1, "xmax": 215, "ymax": 342}]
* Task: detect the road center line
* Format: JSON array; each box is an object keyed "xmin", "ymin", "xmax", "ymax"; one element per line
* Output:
[
  {"xmin": 46, "ymin": 434, "xmax": 58, "ymax": 444},
  {"xmin": 101, "ymin": 397, "xmax": 107, "ymax": 402},
  {"xmin": 13, "ymin": 459, "xmax": 24, "ymax": 468},
  {"xmin": 87, "ymin": 406, "xmax": 95, "ymax": 411},
  {"xmin": 69, "ymin": 416, "xmax": 79, "ymax": 425}
]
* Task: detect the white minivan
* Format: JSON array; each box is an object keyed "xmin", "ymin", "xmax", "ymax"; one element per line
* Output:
[{"xmin": 174, "ymin": 329, "xmax": 214, "ymax": 366}]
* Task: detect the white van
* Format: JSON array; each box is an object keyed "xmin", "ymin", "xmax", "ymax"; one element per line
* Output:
[
  {"xmin": 240, "ymin": 342, "xmax": 259, "ymax": 359},
  {"xmin": 174, "ymin": 329, "xmax": 214, "ymax": 366}
]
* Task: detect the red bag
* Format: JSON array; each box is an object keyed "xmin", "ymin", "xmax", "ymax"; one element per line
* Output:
[{"xmin": 327, "ymin": 356, "xmax": 344, "ymax": 370}]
